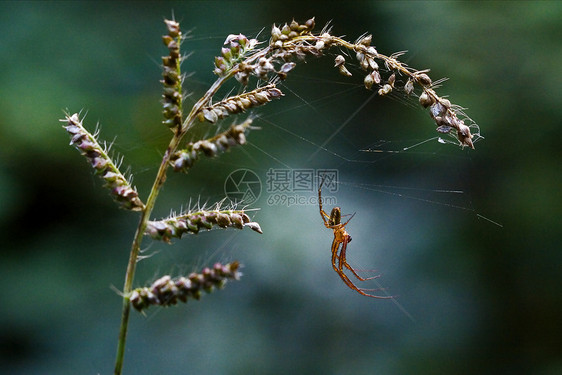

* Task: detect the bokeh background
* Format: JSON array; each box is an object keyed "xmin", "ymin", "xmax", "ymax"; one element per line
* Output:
[{"xmin": 1, "ymin": 1, "xmax": 560, "ymax": 374}]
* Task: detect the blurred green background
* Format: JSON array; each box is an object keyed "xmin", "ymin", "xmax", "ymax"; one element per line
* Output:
[{"xmin": 1, "ymin": 1, "xmax": 560, "ymax": 374}]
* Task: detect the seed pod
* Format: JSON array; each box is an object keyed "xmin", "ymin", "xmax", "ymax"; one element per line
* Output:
[
  {"xmin": 419, "ymin": 91, "xmax": 434, "ymax": 108},
  {"xmin": 364, "ymin": 73, "xmax": 375, "ymax": 90},
  {"xmin": 359, "ymin": 34, "xmax": 372, "ymax": 46},
  {"xmin": 162, "ymin": 35, "xmax": 173, "ymax": 46},
  {"xmin": 366, "ymin": 46, "xmax": 378, "ymax": 57},
  {"xmin": 244, "ymin": 222, "xmax": 263, "ymax": 234},
  {"xmin": 456, "ymin": 122, "xmax": 474, "ymax": 149},
  {"xmin": 360, "ymin": 58, "xmax": 370, "ymax": 71},
  {"xmin": 436, "ymin": 125, "xmax": 453, "ymax": 134},
  {"xmin": 280, "ymin": 62, "xmax": 296, "ymax": 73},
  {"xmin": 164, "ymin": 19, "xmax": 180, "ymax": 37},
  {"xmin": 378, "ymin": 84, "xmax": 392, "ymax": 96},
  {"xmin": 415, "ymin": 72, "xmax": 432, "ymax": 86},
  {"xmin": 271, "ymin": 25, "xmax": 282, "ymax": 41},
  {"xmin": 388, "ymin": 73, "xmax": 396, "ymax": 87},
  {"xmin": 371, "ymin": 70, "xmax": 381, "ymax": 84},
  {"xmin": 338, "ymin": 65, "xmax": 352, "ymax": 77},
  {"xmin": 439, "ymin": 98, "xmax": 451, "ymax": 109},
  {"xmin": 203, "ymin": 109, "xmax": 218, "ymax": 124},
  {"xmin": 356, "ymin": 51, "xmax": 365, "ymax": 63},
  {"xmin": 290, "ymin": 19, "xmax": 299, "ymax": 31},
  {"xmin": 334, "ymin": 55, "xmax": 346, "ymax": 67},
  {"xmin": 404, "ymin": 79, "xmax": 414, "ymax": 95}
]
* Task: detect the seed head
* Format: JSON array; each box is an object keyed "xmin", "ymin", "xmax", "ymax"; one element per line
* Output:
[
  {"xmin": 61, "ymin": 113, "xmax": 145, "ymax": 211},
  {"xmin": 145, "ymin": 209, "xmax": 263, "ymax": 243},
  {"xmin": 130, "ymin": 262, "xmax": 242, "ymax": 312}
]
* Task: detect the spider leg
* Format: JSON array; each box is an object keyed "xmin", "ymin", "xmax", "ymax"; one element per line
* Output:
[
  {"xmin": 318, "ymin": 178, "xmax": 328, "ymax": 224},
  {"xmin": 336, "ymin": 237, "xmax": 392, "ymax": 299},
  {"xmin": 343, "ymin": 261, "xmax": 381, "ymax": 281},
  {"xmin": 331, "ymin": 239, "xmax": 341, "ymax": 274},
  {"xmin": 337, "ymin": 234, "xmax": 379, "ymax": 281},
  {"xmin": 340, "ymin": 212, "xmax": 356, "ymax": 227},
  {"xmin": 320, "ymin": 211, "xmax": 332, "ymax": 227}
]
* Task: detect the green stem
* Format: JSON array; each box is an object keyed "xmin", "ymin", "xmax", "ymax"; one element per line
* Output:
[
  {"xmin": 112, "ymin": 72, "xmax": 233, "ymax": 375},
  {"xmin": 113, "ymin": 135, "xmax": 180, "ymax": 375}
]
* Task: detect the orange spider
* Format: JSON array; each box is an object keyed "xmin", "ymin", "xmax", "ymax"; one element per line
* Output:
[{"xmin": 318, "ymin": 180, "xmax": 392, "ymax": 299}]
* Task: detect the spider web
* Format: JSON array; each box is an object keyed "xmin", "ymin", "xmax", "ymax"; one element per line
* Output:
[{"xmin": 115, "ymin": 28, "xmax": 501, "ymax": 323}]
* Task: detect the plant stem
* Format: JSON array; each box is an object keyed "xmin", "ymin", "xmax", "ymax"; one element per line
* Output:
[
  {"xmin": 113, "ymin": 136, "xmax": 180, "ymax": 375},
  {"xmin": 113, "ymin": 73, "xmax": 233, "ymax": 375}
]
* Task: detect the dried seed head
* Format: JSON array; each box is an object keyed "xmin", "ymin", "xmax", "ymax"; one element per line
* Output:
[
  {"xmin": 171, "ymin": 118, "xmax": 253, "ymax": 173},
  {"xmin": 145, "ymin": 208, "xmax": 261, "ymax": 242},
  {"xmin": 213, "ymin": 34, "xmax": 258, "ymax": 77},
  {"xmin": 130, "ymin": 262, "xmax": 242, "ymax": 312},
  {"xmin": 61, "ymin": 113, "xmax": 145, "ymax": 211},
  {"xmin": 272, "ymin": 18, "xmax": 315, "ymax": 43},
  {"xmin": 266, "ymin": 17, "xmax": 479, "ymax": 148},
  {"xmin": 160, "ymin": 19, "xmax": 183, "ymax": 129},
  {"xmin": 198, "ymin": 85, "xmax": 283, "ymax": 124}
]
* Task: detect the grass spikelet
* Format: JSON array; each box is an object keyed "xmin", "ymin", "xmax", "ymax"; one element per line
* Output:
[
  {"xmin": 130, "ymin": 262, "xmax": 242, "ymax": 312},
  {"xmin": 61, "ymin": 113, "xmax": 145, "ymax": 211},
  {"xmin": 170, "ymin": 118, "xmax": 254, "ymax": 172},
  {"xmin": 145, "ymin": 208, "xmax": 262, "ymax": 243}
]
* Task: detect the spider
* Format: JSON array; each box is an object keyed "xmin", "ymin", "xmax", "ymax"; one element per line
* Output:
[{"xmin": 318, "ymin": 179, "xmax": 392, "ymax": 299}]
